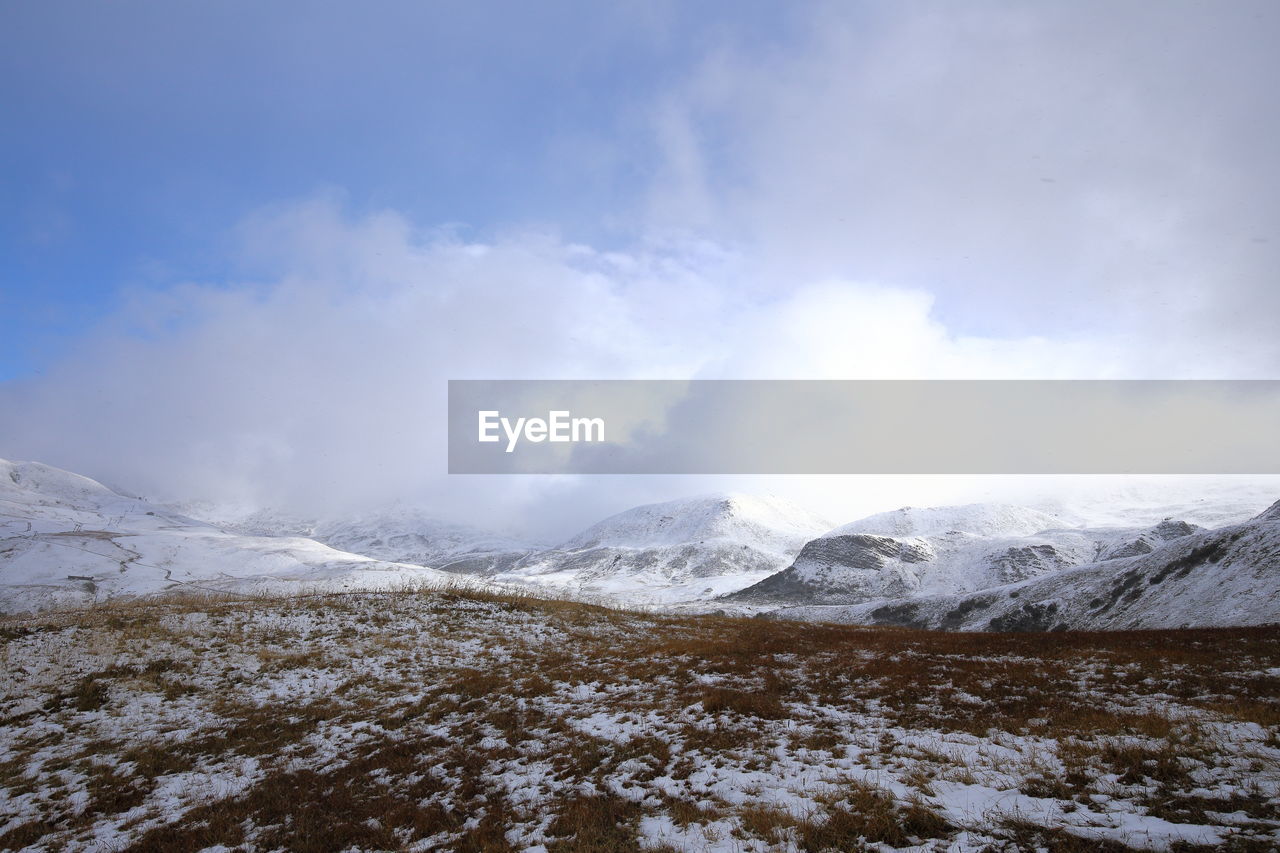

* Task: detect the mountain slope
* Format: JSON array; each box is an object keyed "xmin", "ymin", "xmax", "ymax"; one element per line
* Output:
[
  {"xmin": 772, "ymin": 499, "xmax": 1280, "ymax": 630},
  {"xmin": 311, "ymin": 510, "xmax": 539, "ymax": 575},
  {"xmin": 167, "ymin": 503, "xmax": 539, "ymax": 576},
  {"xmin": 726, "ymin": 503, "xmax": 1133, "ymax": 606},
  {"xmin": 727, "ymin": 502, "xmax": 1216, "ymax": 607},
  {"xmin": 497, "ymin": 494, "xmax": 832, "ymax": 603},
  {"xmin": 0, "ymin": 459, "xmax": 463, "ymax": 613},
  {"xmin": 170, "ymin": 493, "xmax": 830, "ymax": 600}
]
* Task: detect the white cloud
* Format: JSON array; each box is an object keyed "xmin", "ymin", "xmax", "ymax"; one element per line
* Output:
[
  {"xmin": 643, "ymin": 0, "xmax": 1280, "ymax": 372},
  {"xmin": 0, "ymin": 196, "xmax": 1176, "ymax": 537},
  {"xmin": 4, "ymin": 1, "xmax": 1278, "ymax": 536}
]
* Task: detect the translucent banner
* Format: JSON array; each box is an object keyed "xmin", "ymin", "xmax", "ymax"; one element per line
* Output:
[{"xmin": 447, "ymin": 380, "xmax": 1280, "ymax": 474}]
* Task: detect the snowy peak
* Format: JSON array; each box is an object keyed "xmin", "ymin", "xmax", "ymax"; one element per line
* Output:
[
  {"xmin": 831, "ymin": 503, "xmax": 1064, "ymax": 539},
  {"xmin": 190, "ymin": 506, "xmax": 318, "ymax": 539},
  {"xmin": 561, "ymin": 493, "xmax": 830, "ymax": 552},
  {"xmin": 731, "ymin": 505, "xmax": 1177, "ymax": 608},
  {"xmin": 496, "ymin": 494, "xmax": 833, "ymax": 604},
  {"xmin": 1151, "ymin": 518, "xmax": 1201, "ymax": 539},
  {"xmin": 2, "ymin": 458, "xmax": 202, "ymax": 530}
]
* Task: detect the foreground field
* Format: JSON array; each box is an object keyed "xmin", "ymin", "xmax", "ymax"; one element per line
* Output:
[{"xmin": 1, "ymin": 591, "xmax": 1278, "ymax": 851}]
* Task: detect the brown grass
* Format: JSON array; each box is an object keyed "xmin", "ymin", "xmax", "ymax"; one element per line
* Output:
[
  {"xmin": 2, "ymin": 588, "xmax": 1277, "ymax": 851},
  {"xmin": 545, "ymin": 792, "xmax": 642, "ymax": 851},
  {"xmin": 795, "ymin": 780, "xmax": 952, "ymax": 850}
]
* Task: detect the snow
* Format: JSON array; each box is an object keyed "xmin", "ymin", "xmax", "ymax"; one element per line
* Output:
[
  {"xmin": 490, "ymin": 494, "xmax": 832, "ymax": 604},
  {"xmin": 4, "ymin": 457, "xmax": 1277, "ymax": 626},
  {"xmin": 168, "ymin": 501, "xmax": 541, "ymax": 574},
  {"xmin": 2, "ymin": 585, "xmax": 1278, "ymax": 849},
  {"xmin": 0, "ymin": 458, "xmax": 483, "ymax": 613},
  {"xmin": 561, "ymin": 493, "xmax": 831, "ymax": 551},
  {"xmin": 311, "ymin": 508, "xmax": 540, "ymax": 572},
  {"xmin": 773, "ymin": 506, "xmax": 1280, "ymax": 631}
]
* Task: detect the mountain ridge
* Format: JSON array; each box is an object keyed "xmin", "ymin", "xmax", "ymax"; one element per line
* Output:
[
  {"xmin": 4, "ymin": 457, "xmax": 1276, "ymax": 625},
  {"xmin": 769, "ymin": 505, "xmax": 1280, "ymax": 630},
  {"xmin": 494, "ymin": 493, "xmax": 833, "ymax": 603}
]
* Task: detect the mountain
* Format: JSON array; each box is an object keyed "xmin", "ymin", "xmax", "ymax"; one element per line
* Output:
[
  {"xmin": 11, "ymin": 456, "xmax": 1270, "ymax": 624},
  {"xmin": 1256, "ymin": 499, "xmax": 1280, "ymax": 522},
  {"xmin": 169, "ymin": 493, "xmax": 827, "ymax": 600},
  {"xmin": 726, "ymin": 503, "xmax": 1208, "ymax": 606},
  {"xmin": 311, "ymin": 509, "xmax": 539, "ymax": 575},
  {"xmin": 728, "ymin": 504, "xmax": 1080, "ymax": 605},
  {"xmin": 770, "ymin": 499, "xmax": 1280, "ymax": 630},
  {"xmin": 496, "ymin": 494, "xmax": 832, "ymax": 603},
  {"xmin": 167, "ymin": 503, "xmax": 539, "ymax": 576},
  {"xmin": 1095, "ymin": 518, "xmax": 1204, "ymax": 560},
  {"xmin": 0, "ymin": 459, "xmax": 463, "ymax": 613}
]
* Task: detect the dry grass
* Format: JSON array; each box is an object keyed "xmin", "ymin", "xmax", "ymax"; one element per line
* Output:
[
  {"xmin": 1, "ymin": 588, "xmax": 1278, "ymax": 851},
  {"xmin": 795, "ymin": 780, "xmax": 942, "ymax": 850}
]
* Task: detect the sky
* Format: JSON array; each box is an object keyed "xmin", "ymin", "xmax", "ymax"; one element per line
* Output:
[{"xmin": 2, "ymin": 1, "xmax": 1279, "ymax": 539}]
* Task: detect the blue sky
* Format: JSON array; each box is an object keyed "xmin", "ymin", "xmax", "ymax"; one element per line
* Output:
[
  {"xmin": 2, "ymin": 1, "xmax": 1278, "ymax": 530},
  {"xmin": 1, "ymin": 1, "xmax": 801, "ymax": 379}
]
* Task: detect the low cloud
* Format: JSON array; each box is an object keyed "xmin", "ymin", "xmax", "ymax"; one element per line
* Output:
[{"xmin": 0, "ymin": 197, "xmax": 1205, "ymax": 538}]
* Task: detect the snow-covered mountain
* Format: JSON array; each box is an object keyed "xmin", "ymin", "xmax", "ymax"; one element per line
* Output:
[
  {"xmin": 7, "ymin": 456, "xmax": 1274, "ymax": 625},
  {"xmin": 0, "ymin": 459, "xmax": 464, "ymax": 613},
  {"xmin": 726, "ymin": 503, "xmax": 1207, "ymax": 606},
  {"xmin": 772, "ymin": 499, "xmax": 1280, "ymax": 630},
  {"xmin": 311, "ymin": 510, "xmax": 539, "ymax": 575},
  {"xmin": 167, "ymin": 503, "xmax": 539, "ymax": 576},
  {"xmin": 178, "ymin": 493, "xmax": 833, "ymax": 604},
  {"xmin": 495, "ymin": 494, "xmax": 832, "ymax": 603}
]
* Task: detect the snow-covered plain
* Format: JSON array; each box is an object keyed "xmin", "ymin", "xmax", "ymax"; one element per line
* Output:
[{"xmin": 2, "ymin": 589, "xmax": 1277, "ymax": 850}]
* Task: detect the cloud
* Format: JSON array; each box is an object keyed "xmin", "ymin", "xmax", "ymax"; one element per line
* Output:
[
  {"xmin": 643, "ymin": 0, "xmax": 1280, "ymax": 372},
  {"xmin": 3, "ymin": 2, "xmax": 1278, "ymax": 537},
  {"xmin": 0, "ymin": 195, "xmax": 1175, "ymax": 537}
]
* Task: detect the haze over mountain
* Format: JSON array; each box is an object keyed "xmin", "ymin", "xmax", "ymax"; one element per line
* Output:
[
  {"xmin": 312, "ymin": 511, "xmax": 540, "ymax": 576},
  {"xmin": 0, "ymin": 459, "xmax": 463, "ymax": 613}
]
